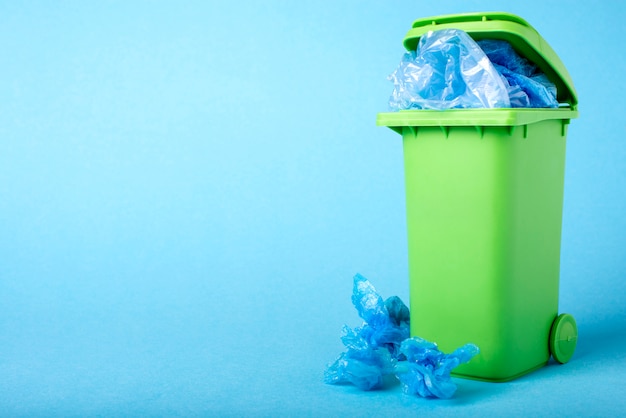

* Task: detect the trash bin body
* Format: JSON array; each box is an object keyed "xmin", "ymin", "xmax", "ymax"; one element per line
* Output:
[{"xmin": 377, "ymin": 13, "xmax": 579, "ymax": 382}]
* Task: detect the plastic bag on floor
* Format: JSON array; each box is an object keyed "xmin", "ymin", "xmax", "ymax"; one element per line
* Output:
[
  {"xmin": 324, "ymin": 274, "xmax": 410, "ymax": 390},
  {"xmin": 395, "ymin": 337, "xmax": 479, "ymax": 399},
  {"xmin": 324, "ymin": 274, "xmax": 479, "ymax": 397}
]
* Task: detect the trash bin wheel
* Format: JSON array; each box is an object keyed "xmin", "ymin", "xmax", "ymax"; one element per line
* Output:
[{"xmin": 549, "ymin": 313, "xmax": 578, "ymax": 364}]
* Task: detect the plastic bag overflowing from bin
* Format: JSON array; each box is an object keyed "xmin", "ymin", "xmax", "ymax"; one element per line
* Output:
[
  {"xmin": 477, "ymin": 39, "xmax": 558, "ymax": 108},
  {"xmin": 387, "ymin": 29, "xmax": 558, "ymax": 110},
  {"xmin": 324, "ymin": 274, "xmax": 479, "ymax": 398}
]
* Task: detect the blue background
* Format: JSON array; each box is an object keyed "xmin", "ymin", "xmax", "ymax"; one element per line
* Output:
[{"xmin": 1, "ymin": 1, "xmax": 625, "ymax": 416}]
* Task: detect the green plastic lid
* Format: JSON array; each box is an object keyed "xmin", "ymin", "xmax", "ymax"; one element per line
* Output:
[{"xmin": 402, "ymin": 12, "xmax": 578, "ymax": 109}]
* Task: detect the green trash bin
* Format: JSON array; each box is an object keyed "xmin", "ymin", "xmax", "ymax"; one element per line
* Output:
[{"xmin": 377, "ymin": 12, "xmax": 579, "ymax": 382}]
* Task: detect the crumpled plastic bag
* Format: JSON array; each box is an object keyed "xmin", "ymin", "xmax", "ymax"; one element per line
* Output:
[
  {"xmin": 387, "ymin": 29, "xmax": 510, "ymax": 110},
  {"xmin": 351, "ymin": 276, "xmax": 410, "ymax": 359},
  {"xmin": 387, "ymin": 29, "xmax": 559, "ymax": 110},
  {"xmin": 325, "ymin": 274, "xmax": 479, "ymax": 398},
  {"xmin": 324, "ymin": 274, "xmax": 410, "ymax": 390},
  {"xmin": 323, "ymin": 325, "xmax": 397, "ymax": 390},
  {"xmin": 477, "ymin": 39, "xmax": 558, "ymax": 108},
  {"xmin": 395, "ymin": 337, "xmax": 479, "ymax": 399}
]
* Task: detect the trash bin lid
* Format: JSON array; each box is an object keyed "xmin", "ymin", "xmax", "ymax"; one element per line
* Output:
[{"xmin": 402, "ymin": 12, "xmax": 578, "ymax": 109}]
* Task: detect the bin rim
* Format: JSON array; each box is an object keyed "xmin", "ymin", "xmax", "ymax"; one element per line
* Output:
[
  {"xmin": 401, "ymin": 12, "xmax": 578, "ymax": 110},
  {"xmin": 376, "ymin": 108, "xmax": 578, "ymax": 133}
]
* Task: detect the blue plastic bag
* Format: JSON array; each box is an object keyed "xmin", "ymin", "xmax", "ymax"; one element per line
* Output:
[
  {"xmin": 325, "ymin": 274, "xmax": 479, "ymax": 398},
  {"xmin": 323, "ymin": 325, "xmax": 396, "ymax": 390},
  {"xmin": 387, "ymin": 29, "xmax": 510, "ymax": 110},
  {"xmin": 477, "ymin": 39, "xmax": 558, "ymax": 108},
  {"xmin": 324, "ymin": 274, "xmax": 410, "ymax": 390},
  {"xmin": 395, "ymin": 338, "xmax": 479, "ymax": 399},
  {"xmin": 387, "ymin": 29, "xmax": 559, "ymax": 110}
]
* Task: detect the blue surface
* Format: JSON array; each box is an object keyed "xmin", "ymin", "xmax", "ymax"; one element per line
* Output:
[{"xmin": 1, "ymin": 1, "xmax": 625, "ymax": 416}]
